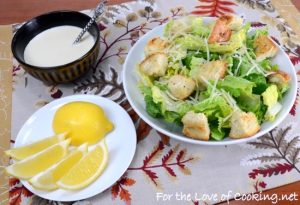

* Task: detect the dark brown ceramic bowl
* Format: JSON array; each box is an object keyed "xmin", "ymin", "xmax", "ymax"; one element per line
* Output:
[{"xmin": 11, "ymin": 10, "xmax": 100, "ymax": 84}]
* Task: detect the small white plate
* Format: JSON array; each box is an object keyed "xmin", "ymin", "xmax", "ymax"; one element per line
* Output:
[
  {"xmin": 122, "ymin": 17, "xmax": 298, "ymax": 146},
  {"xmin": 14, "ymin": 94, "xmax": 137, "ymax": 201}
]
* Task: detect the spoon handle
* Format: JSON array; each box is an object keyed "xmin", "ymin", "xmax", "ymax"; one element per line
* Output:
[{"xmin": 73, "ymin": 0, "xmax": 107, "ymax": 44}]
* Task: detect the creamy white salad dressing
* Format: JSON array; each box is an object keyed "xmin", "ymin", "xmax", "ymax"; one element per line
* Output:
[{"xmin": 24, "ymin": 26, "xmax": 95, "ymax": 67}]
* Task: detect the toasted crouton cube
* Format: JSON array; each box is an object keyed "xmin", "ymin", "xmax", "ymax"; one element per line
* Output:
[
  {"xmin": 229, "ymin": 110, "xmax": 260, "ymax": 139},
  {"xmin": 194, "ymin": 60, "xmax": 227, "ymax": 88},
  {"xmin": 208, "ymin": 19, "xmax": 232, "ymax": 43},
  {"xmin": 219, "ymin": 14, "xmax": 243, "ymax": 30},
  {"xmin": 139, "ymin": 53, "xmax": 168, "ymax": 77},
  {"xmin": 268, "ymin": 71, "xmax": 290, "ymax": 85},
  {"xmin": 168, "ymin": 75, "xmax": 196, "ymax": 100},
  {"xmin": 254, "ymin": 35, "xmax": 278, "ymax": 62},
  {"xmin": 182, "ymin": 111, "xmax": 210, "ymax": 141},
  {"xmin": 144, "ymin": 37, "xmax": 169, "ymax": 56}
]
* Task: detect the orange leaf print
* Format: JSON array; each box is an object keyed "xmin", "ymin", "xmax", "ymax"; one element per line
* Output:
[{"xmin": 120, "ymin": 188, "xmax": 131, "ymax": 202}]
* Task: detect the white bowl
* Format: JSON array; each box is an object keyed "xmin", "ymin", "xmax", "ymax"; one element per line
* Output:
[{"xmin": 122, "ymin": 17, "xmax": 297, "ymax": 145}]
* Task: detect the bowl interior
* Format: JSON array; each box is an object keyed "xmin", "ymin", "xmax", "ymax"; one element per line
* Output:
[
  {"xmin": 123, "ymin": 17, "xmax": 298, "ymax": 145},
  {"xmin": 12, "ymin": 11, "xmax": 99, "ymax": 66}
]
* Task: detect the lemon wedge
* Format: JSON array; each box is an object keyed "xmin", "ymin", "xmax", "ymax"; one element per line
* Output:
[
  {"xmin": 5, "ymin": 133, "xmax": 66, "ymax": 160},
  {"xmin": 57, "ymin": 142, "xmax": 109, "ymax": 190},
  {"xmin": 5, "ymin": 139, "xmax": 70, "ymax": 179},
  {"xmin": 29, "ymin": 143, "xmax": 88, "ymax": 191}
]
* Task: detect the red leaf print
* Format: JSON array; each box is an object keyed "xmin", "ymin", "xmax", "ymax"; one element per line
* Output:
[
  {"xmin": 249, "ymin": 163, "xmax": 293, "ymax": 179},
  {"xmin": 144, "ymin": 169, "xmax": 159, "ymax": 185},
  {"xmin": 289, "ymin": 55, "xmax": 300, "ymax": 65},
  {"xmin": 111, "ymin": 184, "xmax": 120, "ymax": 199},
  {"xmin": 162, "ymin": 149, "xmax": 174, "ymax": 164},
  {"xmin": 290, "ymin": 88, "xmax": 299, "ymax": 116},
  {"xmin": 9, "ymin": 178, "xmax": 33, "ymax": 205},
  {"xmin": 259, "ymin": 181, "xmax": 267, "ymax": 188},
  {"xmin": 98, "ymin": 22, "xmax": 107, "ymax": 31},
  {"xmin": 176, "ymin": 150, "xmax": 185, "ymax": 162},
  {"xmin": 191, "ymin": 0, "xmax": 237, "ymax": 17},
  {"xmin": 251, "ymin": 22, "xmax": 267, "ymax": 28},
  {"xmin": 271, "ymin": 36, "xmax": 280, "ymax": 45},
  {"xmin": 165, "ymin": 166, "xmax": 177, "ymax": 177},
  {"xmin": 143, "ymin": 141, "xmax": 164, "ymax": 166},
  {"xmin": 120, "ymin": 188, "xmax": 132, "ymax": 202}
]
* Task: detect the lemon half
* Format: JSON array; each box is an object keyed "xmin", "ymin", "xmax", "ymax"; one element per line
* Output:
[{"xmin": 53, "ymin": 102, "xmax": 114, "ymax": 146}]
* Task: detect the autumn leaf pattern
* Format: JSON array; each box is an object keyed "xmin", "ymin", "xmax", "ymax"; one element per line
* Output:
[
  {"xmin": 290, "ymin": 88, "xmax": 299, "ymax": 116},
  {"xmin": 236, "ymin": 0, "xmax": 275, "ymax": 12},
  {"xmin": 191, "ymin": 0, "xmax": 237, "ymax": 17},
  {"xmin": 111, "ymin": 174, "xmax": 136, "ymax": 204},
  {"xmin": 127, "ymin": 141, "xmax": 195, "ymax": 186},
  {"xmin": 247, "ymin": 126, "xmax": 300, "ymax": 179},
  {"xmin": 73, "ymin": 66, "xmax": 125, "ymax": 103},
  {"xmin": 9, "ymin": 178, "xmax": 33, "ymax": 205}
]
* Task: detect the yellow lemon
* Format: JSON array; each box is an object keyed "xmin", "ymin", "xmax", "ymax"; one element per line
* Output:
[
  {"xmin": 5, "ymin": 133, "xmax": 66, "ymax": 160},
  {"xmin": 29, "ymin": 143, "xmax": 88, "ymax": 191},
  {"xmin": 53, "ymin": 101, "xmax": 114, "ymax": 145},
  {"xmin": 5, "ymin": 139, "xmax": 70, "ymax": 179},
  {"xmin": 57, "ymin": 142, "xmax": 109, "ymax": 190}
]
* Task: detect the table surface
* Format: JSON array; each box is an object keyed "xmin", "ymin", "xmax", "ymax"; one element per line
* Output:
[{"xmin": 0, "ymin": 0, "xmax": 299, "ymax": 205}]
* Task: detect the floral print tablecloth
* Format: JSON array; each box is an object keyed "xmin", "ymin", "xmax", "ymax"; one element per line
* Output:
[{"xmin": 5, "ymin": 0, "xmax": 300, "ymax": 204}]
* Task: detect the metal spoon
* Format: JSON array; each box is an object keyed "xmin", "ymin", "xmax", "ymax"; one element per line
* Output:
[{"xmin": 73, "ymin": 0, "xmax": 107, "ymax": 44}]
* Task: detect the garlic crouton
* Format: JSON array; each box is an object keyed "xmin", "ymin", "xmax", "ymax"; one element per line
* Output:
[
  {"xmin": 268, "ymin": 71, "xmax": 290, "ymax": 85},
  {"xmin": 219, "ymin": 14, "xmax": 243, "ymax": 31},
  {"xmin": 144, "ymin": 37, "xmax": 169, "ymax": 56},
  {"xmin": 168, "ymin": 75, "xmax": 196, "ymax": 100},
  {"xmin": 182, "ymin": 111, "xmax": 210, "ymax": 141},
  {"xmin": 229, "ymin": 110, "xmax": 260, "ymax": 139},
  {"xmin": 193, "ymin": 60, "xmax": 227, "ymax": 88},
  {"xmin": 254, "ymin": 35, "xmax": 278, "ymax": 62},
  {"xmin": 139, "ymin": 53, "xmax": 168, "ymax": 77},
  {"xmin": 208, "ymin": 18, "xmax": 232, "ymax": 43}
]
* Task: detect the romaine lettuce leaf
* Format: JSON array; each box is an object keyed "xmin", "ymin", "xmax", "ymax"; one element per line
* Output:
[{"xmin": 217, "ymin": 76, "xmax": 255, "ymax": 97}]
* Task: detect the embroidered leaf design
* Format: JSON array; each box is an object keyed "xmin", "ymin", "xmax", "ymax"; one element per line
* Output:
[
  {"xmin": 111, "ymin": 183, "xmax": 120, "ymax": 199},
  {"xmin": 162, "ymin": 149, "xmax": 174, "ymax": 164},
  {"xmin": 271, "ymin": 36, "xmax": 280, "ymax": 45},
  {"xmin": 73, "ymin": 67, "xmax": 125, "ymax": 103},
  {"xmin": 249, "ymin": 163, "xmax": 293, "ymax": 179},
  {"xmin": 284, "ymin": 136, "xmax": 300, "ymax": 156},
  {"xmin": 259, "ymin": 181, "xmax": 267, "ymax": 188},
  {"xmin": 274, "ymin": 127, "xmax": 291, "ymax": 153},
  {"xmin": 191, "ymin": 0, "xmax": 237, "ymax": 17},
  {"xmin": 290, "ymin": 88, "xmax": 299, "ymax": 116},
  {"xmin": 247, "ymin": 135, "xmax": 275, "ymax": 149},
  {"xmin": 250, "ymin": 22, "xmax": 266, "ymax": 28},
  {"xmin": 165, "ymin": 166, "xmax": 177, "ymax": 177},
  {"xmin": 9, "ymin": 178, "xmax": 33, "ymax": 205},
  {"xmin": 289, "ymin": 55, "xmax": 300, "ymax": 65},
  {"xmin": 249, "ymin": 154, "xmax": 282, "ymax": 163},
  {"xmin": 111, "ymin": 175, "xmax": 135, "ymax": 203},
  {"xmin": 144, "ymin": 169, "xmax": 159, "ymax": 185},
  {"xmin": 291, "ymin": 148, "xmax": 300, "ymax": 164},
  {"xmin": 143, "ymin": 141, "xmax": 164, "ymax": 166},
  {"xmin": 236, "ymin": 0, "xmax": 274, "ymax": 12}
]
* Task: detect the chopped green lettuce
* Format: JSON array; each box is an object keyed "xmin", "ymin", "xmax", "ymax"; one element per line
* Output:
[{"xmin": 217, "ymin": 76, "xmax": 255, "ymax": 97}]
